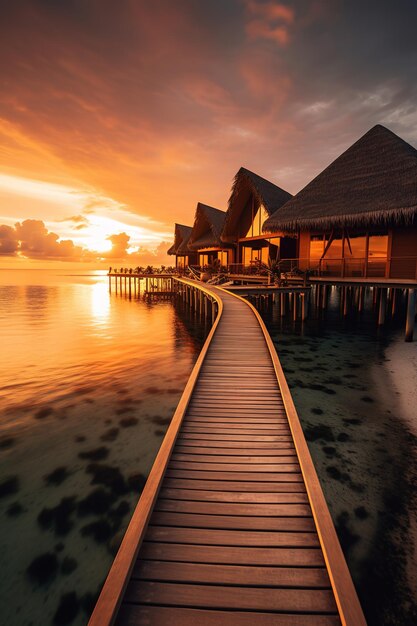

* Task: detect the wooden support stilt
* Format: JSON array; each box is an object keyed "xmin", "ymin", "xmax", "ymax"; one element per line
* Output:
[
  {"xmin": 405, "ymin": 289, "xmax": 416, "ymax": 342},
  {"xmin": 378, "ymin": 288, "xmax": 387, "ymax": 325},
  {"xmin": 280, "ymin": 292, "xmax": 286, "ymax": 316},
  {"xmin": 358, "ymin": 286, "xmax": 364, "ymax": 313},
  {"xmin": 315, "ymin": 285, "xmax": 320, "ymax": 309},
  {"xmin": 343, "ymin": 287, "xmax": 349, "ymax": 317},
  {"xmin": 302, "ymin": 292, "xmax": 309, "ymax": 321},
  {"xmin": 391, "ymin": 289, "xmax": 397, "ymax": 316},
  {"xmin": 321, "ymin": 285, "xmax": 327, "ymax": 309},
  {"xmin": 293, "ymin": 293, "xmax": 298, "ymax": 321}
]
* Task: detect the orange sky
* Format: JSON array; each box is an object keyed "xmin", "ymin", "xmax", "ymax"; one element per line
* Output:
[{"xmin": 1, "ymin": 1, "xmax": 417, "ymax": 267}]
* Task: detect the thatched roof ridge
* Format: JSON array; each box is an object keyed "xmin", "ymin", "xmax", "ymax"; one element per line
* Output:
[
  {"xmin": 263, "ymin": 125, "xmax": 417, "ymax": 233},
  {"xmin": 222, "ymin": 167, "xmax": 292, "ymax": 241},
  {"xmin": 167, "ymin": 223, "xmax": 193, "ymax": 255},
  {"xmin": 188, "ymin": 203, "xmax": 227, "ymax": 250}
]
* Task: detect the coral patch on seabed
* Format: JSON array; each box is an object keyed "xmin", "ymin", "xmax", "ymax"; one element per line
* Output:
[
  {"xmin": 44, "ymin": 467, "xmax": 70, "ymax": 486},
  {"xmin": 0, "ymin": 476, "xmax": 19, "ymax": 498},
  {"xmin": 78, "ymin": 447, "xmax": 109, "ymax": 461},
  {"xmin": 27, "ymin": 553, "xmax": 59, "ymax": 585}
]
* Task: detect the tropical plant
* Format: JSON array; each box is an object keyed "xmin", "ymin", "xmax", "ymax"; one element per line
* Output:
[{"xmin": 205, "ymin": 258, "xmax": 221, "ymax": 275}]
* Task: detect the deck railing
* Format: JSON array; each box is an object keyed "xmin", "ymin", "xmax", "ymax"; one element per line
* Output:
[{"xmin": 226, "ymin": 257, "xmax": 417, "ymax": 280}]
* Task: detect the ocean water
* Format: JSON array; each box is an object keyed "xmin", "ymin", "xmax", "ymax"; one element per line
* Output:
[
  {"xmin": 0, "ymin": 270, "xmax": 207, "ymax": 626},
  {"xmin": 260, "ymin": 286, "xmax": 417, "ymax": 626}
]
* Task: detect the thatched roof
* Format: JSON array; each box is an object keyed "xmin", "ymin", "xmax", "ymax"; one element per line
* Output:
[
  {"xmin": 188, "ymin": 203, "xmax": 228, "ymax": 250},
  {"xmin": 167, "ymin": 223, "xmax": 193, "ymax": 255},
  {"xmin": 222, "ymin": 167, "xmax": 293, "ymax": 241},
  {"xmin": 263, "ymin": 125, "xmax": 417, "ymax": 233}
]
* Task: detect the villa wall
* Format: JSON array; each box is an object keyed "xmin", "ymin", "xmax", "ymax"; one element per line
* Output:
[{"xmin": 389, "ymin": 227, "xmax": 417, "ymax": 279}]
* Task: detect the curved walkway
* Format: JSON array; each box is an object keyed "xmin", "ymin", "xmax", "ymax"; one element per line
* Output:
[{"xmin": 89, "ymin": 279, "xmax": 366, "ymax": 626}]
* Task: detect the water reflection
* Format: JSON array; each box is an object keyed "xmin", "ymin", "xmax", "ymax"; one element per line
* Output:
[
  {"xmin": 0, "ymin": 270, "xmax": 207, "ymax": 626},
  {"xmin": 90, "ymin": 282, "xmax": 110, "ymax": 325}
]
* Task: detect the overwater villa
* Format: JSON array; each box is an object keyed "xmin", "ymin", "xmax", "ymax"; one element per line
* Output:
[
  {"xmin": 169, "ymin": 126, "xmax": 417, "ymax": 282},
  {"xmin": 167, "ymin": 223, "xmax": 197, "ymax": 271},
  {"xmin": 186, "ymin": 202, "xmax": 231, "ymax": 268},
  {"xmin": 221, "ymin": 167, "xmax": 295, "ymax": 271},
  {"xmin": 263, "ymin": 125, "xmax": 417, "ymax": 280}
]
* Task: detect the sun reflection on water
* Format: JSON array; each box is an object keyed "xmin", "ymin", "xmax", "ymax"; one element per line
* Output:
[{"xmin": 90, "ymin": 280, "xmax": 110, "ymax": 324}]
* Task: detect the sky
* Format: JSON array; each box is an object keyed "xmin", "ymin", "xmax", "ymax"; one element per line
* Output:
[{"xmin": 1, "ymin": 0, "xmax": 417, "ymax": 267}]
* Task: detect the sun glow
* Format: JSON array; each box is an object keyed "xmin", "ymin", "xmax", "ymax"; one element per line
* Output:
[{"xmin": 74, "ymin": 215, "xmax": 136, "ymax": 253}]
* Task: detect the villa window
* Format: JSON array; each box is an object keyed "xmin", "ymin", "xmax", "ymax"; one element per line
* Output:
[
  {"xmin": 242, "ymin": 245, "xmax": 269, "ymax": 266},
  {"xmin": 368, "ymin": 234, "xmax": 388, "ymax": 258},
  {"xmin": 368, "ymin": 234, "xmax": 388, "ymax": 276},
  {"xmin": 199, "ymin": 254, "xmax": 209, "ymax": 267},
  {"xmin": 344, "ymin": 233, "xmax": 367, "ymax": 259},
  {"xmin": 310, "ymin": 234, "xmax": 325, "ymax": 261},
  {"xmin": 309, "ymin": 231, "xmax": 388, "ymax": 277},
  {"xmin": 217, "ymin": 250, "xmax": 228, "ymax": 266}
]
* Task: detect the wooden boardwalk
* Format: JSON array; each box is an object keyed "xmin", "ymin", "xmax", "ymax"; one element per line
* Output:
[{"xmin": 89, "ymin": 279, "xmax": 366, "ymax": 626}]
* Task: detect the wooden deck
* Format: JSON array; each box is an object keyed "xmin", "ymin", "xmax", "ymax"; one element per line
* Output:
[{"xmin": 89, "ymin": 278, "xmax": 366, "ymax": 626}]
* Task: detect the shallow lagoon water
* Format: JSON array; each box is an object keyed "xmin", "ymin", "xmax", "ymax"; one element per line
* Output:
[
  {"xmin": 261, "ymin": 286, "xmax": 417, "ymax": 626},
  {"xmin": 0, "ymin": 270, "xmax": 207, "ymax": 626}
]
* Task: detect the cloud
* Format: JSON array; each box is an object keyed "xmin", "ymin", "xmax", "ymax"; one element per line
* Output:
[
  {"xmin": 245, "ymin": 1, "xmax": 295, "ymax": 46},
  {"xmin": 13, "ymin": 219, "xmax": 89, "ymax": 259},
  {"xmin": 105, "ymin": 232, "xmax": 130, "ymax": 258},
  {"xmin": 0, "ymin": 218, "xmax": 174, "ymax": 267},
  {"xmin": 0, "ymin": 225, "xmax": 19, "ymax": 255},
  {"xmin": 64, "ymin": 214, "xmax": 89, "ymax": 224}
]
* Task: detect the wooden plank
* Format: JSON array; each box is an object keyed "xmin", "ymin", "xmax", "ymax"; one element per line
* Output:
[
  {"xmin": 174, "ymin": 445, "xmax": 295, "ymax": 455},
  {"xmin": 162, "ymin": 478, "xmax": 305, "ymax": 492},
  {"xmin": 139, "ymin": 542, "xmax": 326, "ymax": 566},
  {"xmin": 116, "ymin": 605, "xmax": 341, "ymax": 626},
  {"xmin": 146, "ymin": 527, "xmax": 319, "ymax": 547},
  {"xmin": 154, "ymin": 499, "xmax": 312, "ymax": 517},
  {"xmin": 177, "ymin": 433, "xmax": 293, "ymax": 450},
  {"xmin": 183, "ymin": 418, "xmax": 290, "ymax": 425},
  {"xmin": 168, "ymin": 462, "xmax": 299, "ymax": 472},
  {"xmin": 187, "ymin": 403, "xmax": 285, "ymax": 408},
  {"xmin": 158, "ymin": 489, "xmax": 308, "ymax": 504},
  {"xmin": 166, "ymin": 469, "xmax": 303, "ymax": 482},
  {"xmin": 180, "ymin": 428, "xmax": 291, "ymax": 436},
  {"xmin": 170, "ymin": 453, "xmax": 297, "ymax": 463},
  {"xmin": 134, "ymin": 560, "xmax": 331, "ymax": 588},
  {"xmin": 177, "ymin": 433, "xmax": 293, "ymax": 442},
  {"xmin": 149, "ymin": 511, "xmax": 315, "ymax": 532},
  {"xmin": 187, "ymin": 406, "xmax": 285, "ymax": 412},
  {"xmin": 182, "ymin": 418, "xmax": 289, "ymax": 425},
  {"xmin": 123, "ymin": 581, "xmax": 337, "ymax": 613}
]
